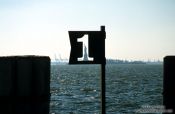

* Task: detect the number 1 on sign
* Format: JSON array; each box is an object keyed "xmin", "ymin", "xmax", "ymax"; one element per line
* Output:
[{"xmin": 78, "ymin": 34, "xmax": 94, "ymax": 61}]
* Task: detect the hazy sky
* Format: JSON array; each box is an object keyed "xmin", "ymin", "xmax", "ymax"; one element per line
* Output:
[{"xmin": 0, "ymin": 0, "xmax": 175, "ymax": 61}]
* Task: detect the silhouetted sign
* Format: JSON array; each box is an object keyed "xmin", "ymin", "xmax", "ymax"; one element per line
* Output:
[{"xmin": 69, "ymin": 26, "xmax": 106, "ymax": 64}]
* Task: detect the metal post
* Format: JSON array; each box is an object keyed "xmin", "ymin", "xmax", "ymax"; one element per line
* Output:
[{"xmin": 101, "ymin": 64, "xmax": 106, "ymax": 114}]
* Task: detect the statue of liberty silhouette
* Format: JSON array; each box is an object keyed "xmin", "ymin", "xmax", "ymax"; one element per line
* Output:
[{"xmin": 83, "ymin": 45, "xmax": 88, "ymax": 61}]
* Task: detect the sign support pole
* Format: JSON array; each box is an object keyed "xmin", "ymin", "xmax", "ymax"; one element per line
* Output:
[{"xmin": 101, "ymin": 63, "xmax": 106, "ymax": 114}]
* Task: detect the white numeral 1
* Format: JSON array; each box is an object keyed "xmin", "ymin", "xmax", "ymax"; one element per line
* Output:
[{"xmin": 77, "ymin": 34, "xmax": 94, "ymax": 61}]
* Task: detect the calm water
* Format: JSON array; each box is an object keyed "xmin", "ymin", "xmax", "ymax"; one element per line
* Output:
[{"xmin": 50, "ymin": 64, "xmax": 163, "ymax": 114}]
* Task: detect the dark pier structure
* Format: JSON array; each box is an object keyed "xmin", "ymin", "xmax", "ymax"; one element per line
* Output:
[
  {"xmin": 163, "ymin": 56, "xmax": 175, "ymax": 113},
  {"xmin": 0, "ymin": 56, "xmax": 50, "ymax": 114}
]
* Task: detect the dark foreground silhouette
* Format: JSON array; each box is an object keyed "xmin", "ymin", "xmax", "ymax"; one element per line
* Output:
[
  {"xmin": 163, "ymin": 56, "xmax": 175, "ymax": 114},
  {"xmin": 0, "ymin": 56, "xmax": 50, "ymax": 114}
]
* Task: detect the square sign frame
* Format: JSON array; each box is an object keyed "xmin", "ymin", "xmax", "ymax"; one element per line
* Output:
[{"xmin": 69, "ymin": 26, "xmax": 106, "ymax": 65}]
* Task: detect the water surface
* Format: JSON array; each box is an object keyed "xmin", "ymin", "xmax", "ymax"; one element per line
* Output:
[{"xmin": 50, "ymin": 64, "xmax": 163, "ymax": 114}]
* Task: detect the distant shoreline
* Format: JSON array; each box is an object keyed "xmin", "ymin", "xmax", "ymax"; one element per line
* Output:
[
  {"xmin": 106, "ymin": 59, "xmax": 162, "ymax": 64},
  {"xmin": 51, "ymin": 59, "xmax": 163, "ymax": 65}
]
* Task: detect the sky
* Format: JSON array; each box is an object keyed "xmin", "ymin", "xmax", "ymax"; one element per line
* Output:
[{"xmin": 0, "ymin": 0, "xmax": 175, "ymax": 61}]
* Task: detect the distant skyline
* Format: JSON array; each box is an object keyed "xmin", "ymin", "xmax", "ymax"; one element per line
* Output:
[{"xmin": 0, "ymin": 0, "xmax": 175, "ymax": 61}]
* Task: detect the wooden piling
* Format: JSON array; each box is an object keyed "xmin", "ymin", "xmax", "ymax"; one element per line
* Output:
[
  {"xmin": 163, "ymin": 56, "xmax": 175, "ymax": 113},
  {"xmin": 0, "ymin": 56, "xmax": 50, "ymax": 114}
]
